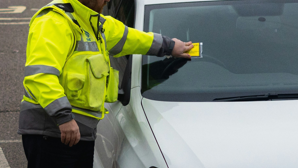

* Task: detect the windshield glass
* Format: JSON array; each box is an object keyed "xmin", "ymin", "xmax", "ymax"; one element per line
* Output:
[{"xmin": 142, "ymin": 0, "xmax": 298, "ymax": 101}]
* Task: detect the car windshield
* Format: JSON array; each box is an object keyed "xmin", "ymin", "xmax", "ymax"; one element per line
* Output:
[{"xmin": 141, "ymin": 0, "xmax": 298, "ymax": 101}]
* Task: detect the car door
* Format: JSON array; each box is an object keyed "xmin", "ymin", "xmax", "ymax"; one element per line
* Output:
[{"xmin": 94, "ymin": 1, "xmax": 135, "ymax": 168}]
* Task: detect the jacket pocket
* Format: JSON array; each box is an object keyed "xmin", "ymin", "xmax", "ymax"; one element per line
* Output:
[
  {"xmin": 105, "ymin": 67, "xmax": 119, "ymax": 103},
  {"xmin": 85, "ymin": 54, "xmax": 109, "ymax": 110},
  {"xmin": 64, "ymin": 54, "xmax": 109, "ymax": 111},
  {"xmin": 67, "ymin": 73, "xmax": 85, "ymax": 99}
]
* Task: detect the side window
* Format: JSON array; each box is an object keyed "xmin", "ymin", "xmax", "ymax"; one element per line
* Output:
[
  {"xmin": 102, "ymin": 0, "xmax": 122, "ymax": 16},
  {"xmin": 115, "ymin": 0, "xmax": 135, "ymax": 27},
  {"xmin": 105, "ymin": 0, "xmax": 135, "ymax": 93}
]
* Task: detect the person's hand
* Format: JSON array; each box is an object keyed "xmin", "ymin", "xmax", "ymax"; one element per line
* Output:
[
  {"xmin": 59, "ymin": 119, "xmax": 80, "ymax": 147},
  {"xmin": 171, "ymin": 38, "xmax": 193, "ymax": 59}
]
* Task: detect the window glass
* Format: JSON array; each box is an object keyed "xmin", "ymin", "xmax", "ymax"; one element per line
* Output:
[
  {"xmin": 102, "ymin": 0, "xmax": 122, "ymax": 16},
  {"xmin": 116, "ymin": 0, "xmax": 135, "ymax": 27},
  {"xmin": 142, "ymin": 1, "xmax": 298, "ymax": 101}
]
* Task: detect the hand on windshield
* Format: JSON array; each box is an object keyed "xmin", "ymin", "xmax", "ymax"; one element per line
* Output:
[{"xmin": 171, "ymin": 38, "xmax": 193, "ymax": 59}]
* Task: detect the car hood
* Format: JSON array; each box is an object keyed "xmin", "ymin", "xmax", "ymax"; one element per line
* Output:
[{"xmin": 142, "ymin": 98, "xmax": 298, "ymax": 168}]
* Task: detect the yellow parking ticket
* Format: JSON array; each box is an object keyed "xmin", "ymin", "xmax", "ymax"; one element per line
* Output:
[{"xmin": 187, "ymin": 43, "xmax": 202, "ymax": 57}]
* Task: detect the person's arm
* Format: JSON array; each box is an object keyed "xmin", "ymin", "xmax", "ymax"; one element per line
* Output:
[
  {"xmin": 24, "ymin": 10, "xmax": 79, "ymax": 146},
  {"xmin": 102, "ymin": 16, "xmax": 193, "ymax": 58}
]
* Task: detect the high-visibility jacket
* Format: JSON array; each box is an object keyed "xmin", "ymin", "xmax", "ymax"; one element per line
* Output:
[{"xmin": 18, "ymin": 0, "xmax": 175, "ymax": 140}]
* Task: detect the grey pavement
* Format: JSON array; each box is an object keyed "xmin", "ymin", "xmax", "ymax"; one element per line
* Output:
[{"xmin": 0, "ymin": 0, "xmax": 51, "ymax": 167}]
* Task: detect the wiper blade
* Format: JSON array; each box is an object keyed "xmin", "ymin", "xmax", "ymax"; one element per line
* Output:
[{"xmin": 213, "ymin": 93, "xmax": 298, "ymax": 101}]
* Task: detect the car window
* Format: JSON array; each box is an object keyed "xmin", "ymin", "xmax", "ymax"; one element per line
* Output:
[
  {"xmin": 115, "ymin": 0, "xmax": 135, "ymax": 27},
  {"xmin": 142, "ymin": 0, "xmax": 298, "ymax": 101},
  {"xmin": 102, "ymin": 0, "xmax": 122, "ymax": 16}
]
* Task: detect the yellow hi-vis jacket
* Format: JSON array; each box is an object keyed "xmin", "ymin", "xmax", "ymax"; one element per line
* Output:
[{"xmin": 19, "ymin": 0, "xmax": 174, "ymax": 140}]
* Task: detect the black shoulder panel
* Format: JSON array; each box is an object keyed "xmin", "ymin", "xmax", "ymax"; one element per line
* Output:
[{"xmin": 54, "ymin": 3, "xmax": 74, "ymax": 13}]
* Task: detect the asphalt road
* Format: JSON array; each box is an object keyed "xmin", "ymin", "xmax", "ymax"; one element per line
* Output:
[{"xmin": 0, "ymin": 0, "xmax": 51, "ymax": 167}]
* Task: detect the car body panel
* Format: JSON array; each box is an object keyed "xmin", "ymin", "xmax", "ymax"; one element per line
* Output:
[
  {"xmin": 95, "ymin": 0, "xmax": 298, "ymax": 167},
  {"xmin": 94, "ymin": 102, "xmax": 124, "ymax": 168},
  {"xmin": 142, "ymin": 98, "xmax": 298, "ymax": 168},
  {"xmin": 94, "ymin": 88, "xmax": 168, "ymax": 168},
  {"xmin": 131, "ymin": 54, "xmax": 142, "ymax": 88}
]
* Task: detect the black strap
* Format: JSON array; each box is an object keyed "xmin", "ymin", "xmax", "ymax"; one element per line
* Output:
[
  {"xmin": 54, "ymin": 3, "xmax": 74, "ymax": 13},
  {"xmin": 53, "ymin": 3, "xmax": 80, "ymax": 27}
]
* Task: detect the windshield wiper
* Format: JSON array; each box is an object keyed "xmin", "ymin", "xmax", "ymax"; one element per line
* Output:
[{"xmin": 213, "ymin": 93, "xmax": 298, "ymax": 101}]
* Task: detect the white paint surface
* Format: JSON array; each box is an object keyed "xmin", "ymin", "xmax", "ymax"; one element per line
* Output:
[
  {"xmin": 0, "ymin": 147, "xmax": 10, "ymax": 168},
  {"xmin": 0, "ymin": 6, "xmax": 26, "ymax": 14},
  {"xmin": 0, "ymin": 140, "xmax": 22, "ymax": 143},
  {"xmin": 0, "ymin": 22, "xmax": 29, "ymax": 25},
  {"xmin": 0, "ymin": 18, "xmax": 31, "ymax": 20},
  {"xmin": 142, "ymin": 99, "xmax": 298, "ymax": 168}
]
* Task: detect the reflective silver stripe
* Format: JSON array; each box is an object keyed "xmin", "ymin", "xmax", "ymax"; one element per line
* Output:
[
  {"xmin": 27, "ymin": 88, "xmax": 36, "ymax": 99},
  {"xmin": 24, "ymin": 89, "xmax": 33, "ymax": 99},
  {"xmin": 24, "ymin": 87, "xmax": 36, "ymax": 100},
  {"xmin": 72, "ymin": 106, "xmax": 103, "ymax": 119},
  {"xmin": 73, "ymin": 113, "xmax": 99, "ymax": 128},
  {"xmin": 146, "ymin": 33, "xmax": 163, "ymax": 55},
  {"xmin": 101, "ymin": 31, "xmax": 107, "ymax": 50},
  {"xmin": 64, "ymin": 12, "xmax": 81, "ymax": 27},
  {"xmin": 99, "ymin": 17, "xmax": 107, "ymax": 49},
  {"xmin": 44, "ymin": 97, "xmax": 72, "ymax": 116},
  {"xmin": 36, "ymin": 8, "xmax": 52, "ymax": 18},
  {"xmin": 45, "ymin": 3, "xmax": 55, "ymax": 7},
  {"xmin": 65, "ymin": 12, "xmax": 74, "ymax": 20},
  {"xmin": 109, "ymin": 26, "xmax": 128, "ymax": 56},
  {"xmin": 99, "ymin": 17, "xmax": 106, "ymax": 25},
  {"xmin": 21, "ymin": 101, "xmax": 42, "ymax": 111},
  {"xmin": 75, "ymin": 35, "xmax": 99, "ymax": 51},
  {"xmin": 25, "ymin": 65, "xmax": 60, "ymax": 77},
  {"xmin": 35, "ymin": 3, "xmax": 57, "ymax": 19}
]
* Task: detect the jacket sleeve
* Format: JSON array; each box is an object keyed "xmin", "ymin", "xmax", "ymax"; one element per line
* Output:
[
  {"xmin": 23, "ymin": 10, "xmax": 74, "ymax": 125},
  {"xmin": 103, "ymin": 16, "xmax": 175, "ymax": 57}
]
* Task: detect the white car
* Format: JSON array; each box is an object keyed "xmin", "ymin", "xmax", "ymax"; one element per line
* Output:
[{"xmin": 94, "ymin": 0, "xmax": 298, "ymax": 168}]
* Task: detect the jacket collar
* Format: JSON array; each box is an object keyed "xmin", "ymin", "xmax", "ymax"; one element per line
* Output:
[{"xmin": 64, "ymin": 0, "xmax": 104, "ymax": 39}]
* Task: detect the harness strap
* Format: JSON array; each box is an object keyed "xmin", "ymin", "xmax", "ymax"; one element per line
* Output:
[
  {"xmin": 99, "ymin": 17, "xmax": 107, "ymax": 50},
  {"xmin": 53, "ymin": 3, "xmax": 74, "ymax": 12},
  {"xmin": 51, "ymin": 3, "xmax": 81, "ymax": 28}
]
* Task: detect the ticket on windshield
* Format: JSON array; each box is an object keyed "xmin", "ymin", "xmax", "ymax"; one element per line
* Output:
[{"xmin": 187, "ymin": 42, "xmax": 203, "ymax": 57}]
